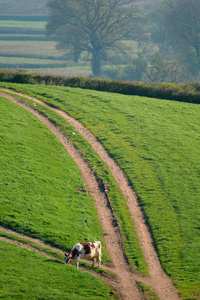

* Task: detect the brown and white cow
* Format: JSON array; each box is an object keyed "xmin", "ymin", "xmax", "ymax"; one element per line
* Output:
[{"xmin": 64, "ymin": 241, "xmax": 101, "ymax": 269}]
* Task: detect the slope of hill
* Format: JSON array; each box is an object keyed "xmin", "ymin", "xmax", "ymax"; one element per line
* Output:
[
  {"xmin": 0, "ymin": 93, "xmax": 120, "ymax": 298},
  {"xmin": 0, "ymin": 241, "xmax": 115, "ymax": 300},
  {"xmin": 1, "ymin": 82, "xmax": 199, "ymax": 300},
  {"xmin": 0, "ymin": 87, "xmax": 179, "ymax": 300}
]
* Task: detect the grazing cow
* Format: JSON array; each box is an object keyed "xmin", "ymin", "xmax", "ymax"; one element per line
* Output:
[{"xmin": 64, "ymin": 241, "xmax": 101, "ymax": 269}]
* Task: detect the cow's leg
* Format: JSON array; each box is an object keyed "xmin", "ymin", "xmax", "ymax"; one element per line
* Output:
[
  {"xmin": 92, "ymin": 258, "xmax": 96, "ymax": 268},
  {"xmin": 98, "ymin": 255, "xmax": 101, "ymax": 267},
  {"xmin": 64, "ymin": 252, "xmax": 71, "ymax": 265},
  {"xmin": 75, "ymin": 257, "xmax": 80, "ymax": 269}
]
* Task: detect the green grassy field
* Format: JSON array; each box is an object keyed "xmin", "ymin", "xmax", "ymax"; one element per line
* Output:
[
  {"xmin": 0, "ymin": 16, "xmax": 69, "ymax": 72},
  {"xmin": 0, "ymin": 93, "xmax": 122, "ymax": 298},
  {"xmin": 0, "ymin": 20, "xmax": 46, "ymax": 29},
  {"xmin": 0, "ymin": 89, "xmax": 148, "ymax": 274},
  {"xmin": 0, "ymin": 56, "xmax": 66, "ymax": 66},
  {"xmin": 0, "ymin": 241, "xmax": 115, "ymax": 299},
  {"xmin": 0, "ymin": 41, "xmax": 61, "ymax": 56},
  {"xmin": 0, "ymin": 96, "xmax": 106, "ymax": 252},
  {"xmin": 1, "ymin": 83, "xmax": 199, "ymax": 299}
]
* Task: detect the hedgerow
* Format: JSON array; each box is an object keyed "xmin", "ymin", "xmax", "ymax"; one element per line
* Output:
[{"xmin": 0, "ymin": 69, "xmax": 199, "ymax": 104}]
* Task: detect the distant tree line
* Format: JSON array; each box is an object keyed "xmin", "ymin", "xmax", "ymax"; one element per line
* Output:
[{"xmin": 46, "ymin": 0, "xmax": 200, "ymax": 83}]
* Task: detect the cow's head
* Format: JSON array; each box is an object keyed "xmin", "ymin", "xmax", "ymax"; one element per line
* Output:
[{"xmin": 64, "ymin": 252, "xmax": 71, "ymax": 264}]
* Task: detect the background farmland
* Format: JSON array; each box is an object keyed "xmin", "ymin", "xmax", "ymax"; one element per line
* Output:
[
  {"xmin": 0, "ymin": 0, "xmax": 153, "ymax": 79},
  {"xmin": 0, "ymin": 0, "xmax": 93, "ymax": 77}
]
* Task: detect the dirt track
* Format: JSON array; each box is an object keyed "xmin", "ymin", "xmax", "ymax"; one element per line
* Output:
[{"xmin": 0, "ymin": 90, "xmax": 180, "ymax": 300}]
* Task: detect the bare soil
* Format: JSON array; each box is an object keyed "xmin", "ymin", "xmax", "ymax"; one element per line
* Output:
[{"xmin": 0, "ymin": 90, "xmax": 180, "ymax": 300}]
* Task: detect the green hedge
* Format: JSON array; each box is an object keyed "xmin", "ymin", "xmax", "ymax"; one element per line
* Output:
[{"xmin": 0, "ymin": 70, "xmax": 200, "ymax": 104}]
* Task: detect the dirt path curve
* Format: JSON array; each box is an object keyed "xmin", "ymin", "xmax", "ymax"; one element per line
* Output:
[{"xmin": 0, "ymin": 90, "xmax": 180, "ymax": 300}]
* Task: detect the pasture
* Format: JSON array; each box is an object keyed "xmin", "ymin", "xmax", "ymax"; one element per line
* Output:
[
  {"xmin": 0, "ymin": 96, "xmax": 106, "ymax": 250},
  {"xmin": 0, "ymin": 94, "xmax": 119, "ymax": 298},
  {"xmin": 0, "ymin": 90, "xmax": 148, "ymax": 274},
  {"xmin": 0, "ymin": 20, "xmax": 46, "ymax": 29},
  {"xmin": 0, "ymin": 41, "xmax": 61, "ymax": 56},
  {"xmin": 0, "ymin": 16, "xmax": 66, "ymax": 70},
  {"xmin": 0, "ymin": 241, "xmax": 115, "ymax": 299},
  {"xmin": 0, "ymin": 16, "xmax": 91, "ymax": 76},
  {"xmin": 0, "ymin": 82, "xmax": 199, "ymax": 299}
]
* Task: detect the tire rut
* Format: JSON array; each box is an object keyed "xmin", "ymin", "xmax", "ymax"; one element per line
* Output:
[{"xmin": 0, "ymin": 90, "xmax": 180, "ymax": 300}]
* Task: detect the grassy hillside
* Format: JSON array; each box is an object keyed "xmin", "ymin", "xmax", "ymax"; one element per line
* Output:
[
  {"xmin": 0, "ymin": 90, "xmax": 148, "ymax": 274},
  {"xmin": 0, "ymin": 93, "xmax": 120, "ymax": 298},
  {"xmin": 1, "ymin": 82, "xmax": 199, "ymax": 299},
  {"xmin": 0, "ymin": 241, "xmax": 115, "ymax": 299},
  {"xmin": 0, "ymin": 96, "xmax": 105, "ymax": 251}
]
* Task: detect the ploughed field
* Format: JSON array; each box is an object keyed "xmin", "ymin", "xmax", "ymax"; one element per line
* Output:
[{"xmin": 0, "ymin": 82, "xmax": 200, "ymax": 299}]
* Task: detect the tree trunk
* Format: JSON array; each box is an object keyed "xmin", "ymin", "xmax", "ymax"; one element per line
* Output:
[{"xmin": 91, "ymin": 50, "xmax": 102, "ymax": 78}]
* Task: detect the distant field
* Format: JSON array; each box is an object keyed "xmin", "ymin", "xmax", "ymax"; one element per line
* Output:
[
  {"xmin": 1, "ymin": 83, "xmax": 199, "ymax": 299},
  {"xmin": 0, "ymin": 15, "xmax": 93, "ymax": 76},
  {"xmin": 0, "ymin": 56, "xmax": 66, "ymax": 65},
  {"xmin": 0, "ymin": 40, "xmax": 70, "ymax": 70},
  {"xmin": 0, "ymin": 16, "xmax": 74, "ymax": 73},
  {"xmin": 0, "ymin": 39, "xmax": 91, "ymax": 76},
  {"xmin": 0, "ymin": 40, "xmax": 62, "ymax": 56},
  {"xmin": 0, "ymin": 56, "xmax": 67, "ymax": 69},
  {"xmin": 25, "ymin": 68, "xmax": 92, "ymax": 77},
  {"xmin": 0, "ymin": 20, "xmax": 46, "ymax": 29}
]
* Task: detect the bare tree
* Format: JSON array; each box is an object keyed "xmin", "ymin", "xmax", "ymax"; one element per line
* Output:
[
  {"xmin": 146, "ymin": 0, "xmax": 200, "ymax": 80},
  {"xmin": 164, "ymin": 0, "xmax": 200, "ymax": 62},
  {"xmin": 137, "ymin": 52, "xmax": 187, "ymax": 83},
  {"xmin": 46, "ymin": 0, "xmax": 143, "ymax": 77}
]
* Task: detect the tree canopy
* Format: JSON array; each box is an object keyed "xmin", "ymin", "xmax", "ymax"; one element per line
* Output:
[{"xmin": 46, "ymin": 0, "xmax": 143, "ymax": 77}]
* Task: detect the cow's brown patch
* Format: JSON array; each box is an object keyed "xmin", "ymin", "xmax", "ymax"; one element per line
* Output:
[
  {"xmin": 81, "ymin": 242, "xmax": 91, "ymax": 254},
  {"xmin": 72, "ymin": 248, "xmax": 80, "ymax": 258}
]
